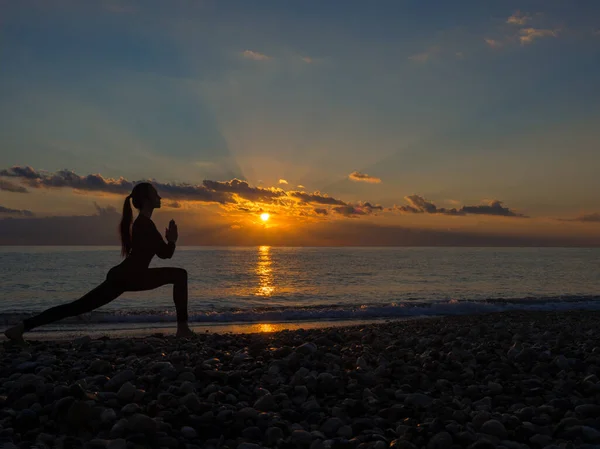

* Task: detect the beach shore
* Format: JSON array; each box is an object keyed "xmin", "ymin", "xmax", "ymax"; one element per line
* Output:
[{"xmin": 1, "ymin": 311, "xmax": 599, "ymax": 449}]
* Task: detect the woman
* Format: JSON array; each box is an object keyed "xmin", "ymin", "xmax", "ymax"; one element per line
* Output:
[{"xmin": 4, "ymin": 182, "xmax": 195, "ymax": 343}]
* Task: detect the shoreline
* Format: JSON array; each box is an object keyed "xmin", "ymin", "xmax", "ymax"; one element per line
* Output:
[{"xmin": 2, "ymin": 310, "xmax": 600, "ymax": 448}]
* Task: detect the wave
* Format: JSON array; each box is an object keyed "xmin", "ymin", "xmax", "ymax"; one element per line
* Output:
[{"xmin": 2, "ymin": 295, "xmax": 600, "ymax": 326}]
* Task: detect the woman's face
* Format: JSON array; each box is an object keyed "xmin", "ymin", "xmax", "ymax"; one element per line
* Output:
[{"xmin": 149, "ymin": 187, "xmax": 162, "ymax": 209}]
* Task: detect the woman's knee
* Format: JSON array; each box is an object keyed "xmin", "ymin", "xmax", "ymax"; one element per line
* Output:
[{"xmin": 174, "ymin": 268, "xmax": 187, "ymax": 283}]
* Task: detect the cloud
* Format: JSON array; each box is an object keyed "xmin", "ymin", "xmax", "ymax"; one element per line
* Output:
[
  {"xmin": 302, "ymin": 57, "xmax": 313, "ymax": 64},
  {"xmin": 485, "ymin": 38, "xmax": 503, "ymax": 48},
  {"xmin": 0, "ymin": 205, "xmax": 34, "ymax": 217},
  {"xmin": 348, "ymin": 171, "xmax": 382, "ymax": 184},
  {"xmin": 333, "ymin": 202, "xmax": 383, "ymax": 218},
  {"xmin": 93, "ymin": 202, "xmax": 117, "ymax": 216},
  {"xmin": 167, "ymin": 201, "xmax": 182, "ymax": 209},
  {"xmin": 289, "ymin": 191, "xmax": 346, "ymax": 206},
  {"xmin": 314, "ymin": 208, "xmax": 328, "ymax": 215},
  {"xmin": 562, "ymin": 213, "xmax": 600, "ymax": 223},
  {"xmin": 507, "ymin": 11, "xmax": 531, "ymax": 26},
  {"xmin": 242, "ymin": 50, "xmax": 271, "ymax": 61},
  {"xmin": 395, "ymin": 195, "xmax": 524, "ymax": 217},
  {"xmin": 0, "ymin": 179, "xmax": 28, "ymax": 193},
  {"xmin": 409, "ymin": 47, "xmax": 440, "ymax": 63},
  {"xmin": 297, "ymin": 185, "xmax": 305, "ymax": 189},
  {"xmin": 278, "ymin": 179, "xmax": 288, "ymax": 185},
  {"xmin": 519, "ymin": 28, "xmax": 558, "ymax": 45}
]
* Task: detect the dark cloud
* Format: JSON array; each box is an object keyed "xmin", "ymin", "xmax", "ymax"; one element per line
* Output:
[
  {"xmin": 348, "ymin": 171, "xmax": 382, "ymax": 184},
  {"xmin": 562, "ymin": 213, "xmax": 600, "ymax": 223},
  {"xmin": 93, "ymin": 202, "xmax": 117, "ymax": 216},
  {"xmin": 202, "ymin": 179, "xmax": 284, "ymax": 202},
  {"xmin": 333, "ymin": 202, "xmax": 384, "ymax": 217},
  {"xmin": 0, "ymin": 166, "xmax": 42, "ymax": 179},
  {"xmin": 289, "ymin": 191, "xmax": 346, "ymax": 206},
  {"xmin": 395, "ymin": 195, "xmax": 524, "ymax": 218},
  {"xmin": 314, "ymin": 208, "xmax": 328, "ymax": 215},
  {"xmin": 461, "ymin": 200, "xmax": 524, "ymax": 217},
  {"xmin": 167, "ymin": 201, "xmax": 182, "ymax": 209},
  {"xmin": 0, "ymin": 205, "xmax": 34, "ymax": 217},
  {"xmin": 0, "ymin": 179, "xmax": 28, "ymax": 193}
]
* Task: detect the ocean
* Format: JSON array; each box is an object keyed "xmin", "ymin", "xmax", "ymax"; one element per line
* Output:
[{"xmin": 1, "ymin": 246, "xmax": 599, "ymax": 337}]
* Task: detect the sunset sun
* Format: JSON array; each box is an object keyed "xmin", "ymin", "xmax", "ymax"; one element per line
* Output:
[{"xmin": 260, "ymin": 213, "xmax": 270, "ymax": 222}]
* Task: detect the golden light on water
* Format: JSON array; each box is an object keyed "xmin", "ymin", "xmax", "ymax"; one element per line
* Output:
[
  {"xmin": 260, "ymin": 213, "xmax": 270, "ymax": 222},
  {"xmin": 258, "ymin": 323, "xmax": 276, "ymax": 333},
  {"xmin": 256, "ymin": 245, "xmax": 275, "ymax": 296}
]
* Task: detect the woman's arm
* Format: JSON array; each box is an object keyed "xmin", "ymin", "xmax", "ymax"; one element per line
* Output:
[{"xmin": 152, "ymin": 220, "xmax": 176, "ymax": 259}]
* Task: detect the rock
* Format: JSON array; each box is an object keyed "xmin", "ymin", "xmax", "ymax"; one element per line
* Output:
[
  {"xmin": 107, "ymin": 439, "xmax": 127, "ymax": 449},
  {"xmin": 110, "ymin": 419, "xmax": 128, "ymax": 438},
  {"xmin": 121, "ymin": 403, "xmax": 141, "ymax": 415},
  {"xmin": 181, "ymin": 426, "xmax": 197, "ymax": 439},
  {"xmin": 553, "ymin": 355, "xmax": 569, "ymax": 370},
  {"xmin": 105, "ymin": 370, "xmax": 135, "ymax": 390},
  {"xmin": 296, "ymin": 342, "xmax": 318, "ymax": 355},
  {"xmin": 321, "ymin": 417, "xmax": 344, "ymax": 437},
  {"xmin": 265, "ymin": 426, "xmax": 284, "ymax": 445},
  {"xmin": 405, "ymin": 393, "xmax": 433, "ymax": 408},
  {"xmin": 235, "ymin": 407, "xmax": 256, "ymax": 421},
  {"xmin": 88, "ymin": 439, "xmax": 110, "ymax": 449},
  {"xmin": 291, "ymin": 429, "xmax": 313, "ymax": 446},
  {"xmin": 180, "ymin": 393, "xmax": 202, "ymax": 412},
  {"xmin": 338, "ymin": 425, "xmax": 352, "ymax": 439},
  {"xmin": 481, "ymin": 419, "xmax": 507, "ymax": 439},
  {"xmin": 529, "ymin": 434, "xmax": 552, "ymax": 446},
  {"xmin": 127, "ymin": 413, "xmax": 157, "ymax": 434},
  {"xmin": 254, "ymin": 393, "xmax": 277, "ymax": 411},
  {"xmin": 575, "ymin": 404, "xmax": 600, "ymax": 418},
  {"xmin": 428, "ymin": 431, "xmax": 453, "ymax": 449},
  {"xmin": 581, "ymin": 425, "xmax": 600, "ymax": 443},
  {"xmin": 101, "ymin": 408, "xmax": 117, "ymax": 424},
  {"xmin": 390, "ymin": 439, "xmax": 418, "ymax": 449},
  {"xmin": 487, "ymin": 382, "xmax": 503, "ymax": 395},
  {"xmin": 237, "ymin": 444, "xmax": 260, "ymax": 449},
  {"xmin": 241, "ymin": 426, "xmax": 262, "ymax": 441},
  {"xmin": 117, "ymin": 382, "xmax": 136, "ymax": 402}
]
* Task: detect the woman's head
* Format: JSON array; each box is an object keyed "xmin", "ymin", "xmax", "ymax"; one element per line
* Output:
[
  {"xmin": 120, "ymin": 183, "xmax": 161, "ymax": 256},
  {"xmin": 129, "ymin": 182, "xmax": 161, "ymax": 210}
]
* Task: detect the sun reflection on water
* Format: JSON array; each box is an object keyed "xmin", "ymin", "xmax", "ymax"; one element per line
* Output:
[{"xmin": 256, "ymin": 245, "xmax": 275, "ymax": 297}]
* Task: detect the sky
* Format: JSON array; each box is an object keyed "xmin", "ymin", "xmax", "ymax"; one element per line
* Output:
[{"xmin": 0, "ymin": 0, "xmax": 599, "ymax": 246}]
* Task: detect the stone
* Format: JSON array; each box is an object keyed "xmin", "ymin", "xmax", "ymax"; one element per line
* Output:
[
  {"xmin": 405, "ymin": 393, "xmax": 433, "ymax": 408},
  {"xmin": 254, "ymin": 393, "xmax": 277, "ymax": 411},
  {"xmin": 181, "ymin": 426, "xmax": 197, "ymax": 439},
  {"xmin": 296, "ymin": 342, "xmax": 318, "ymax": 355},
  {"xmin": 265, "ymin": 426, "xmax": 284, "ymax": 445},
  {"xmin": 105, "ymin": 370, "xmax": 135, "ymax": 390},
  {"xmin": 291, "ymin": 429, "xmax": 313, "ymax": 445},
  {"xmin": 107, "ymin": 439, "xmax": 127, "ymax": 449},
  {"xmin": 321, "ymin": 417, "xmax": 344, "ymax": 437},
  {"xmin": 117, "ymin": 382, "xmax": 136, "ymax": 402},
  {"xmin": 427, "ymin": 431, "xmax": 453, "ymax": 449},
  {"xmin": 127, "ymin": 413, "xmax": 157, "ymax": 434},
  {"xmin": 481, "ymin": 419, "xmax": 508, "ymax": 439}
]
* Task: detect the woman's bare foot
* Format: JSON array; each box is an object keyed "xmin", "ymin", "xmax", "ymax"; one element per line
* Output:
[
  {"xmin": 176, "ymin": 325, "xmax": 195, "ymax": 338},
  {"xmin": 4, "ymin": 323, "xmax": 26, "ymax": 345}
]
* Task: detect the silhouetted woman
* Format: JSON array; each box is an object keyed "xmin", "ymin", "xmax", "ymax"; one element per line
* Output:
[{"xmin": 4, "ymin": 182, "xmax": 194, "ymax": 343}]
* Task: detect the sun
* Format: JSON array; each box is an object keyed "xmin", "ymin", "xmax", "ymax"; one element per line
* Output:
[{"xmin": 260, "ymin": 213, "xmax": 270, "ymax": 222}]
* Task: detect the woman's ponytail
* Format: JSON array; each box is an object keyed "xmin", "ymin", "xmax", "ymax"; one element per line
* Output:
[{"xmin": 120, "ymin": 195, "xmax": 133, "ymax": 257}]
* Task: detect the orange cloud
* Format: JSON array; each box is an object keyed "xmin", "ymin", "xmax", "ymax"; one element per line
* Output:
[
  {"xmin": 348, "ymin": 171, "xmax": 382, "ymax": 184},
  {"xmin": 242, "ymin": 50, "xmax": 271, "ymax": 61},
  {"xmin": 278, "ymin": 179, "xmax": 288, "ymax": 185},
  {"xmin": 519, "ymin": 28, "xmax": 558, "ymax": 44},
  {"xmin": 485, "ymin": 38, "xmax": 503, "ymax": 48},
  {"xmin": 507, "ymin": 10, "xmax": 531, "ymax": 26}
]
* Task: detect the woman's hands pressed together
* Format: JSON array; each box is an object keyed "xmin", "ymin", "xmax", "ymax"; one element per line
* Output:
[{"xmin": 165, "ymin": 219, "xmax": 178, "ymax": 243}]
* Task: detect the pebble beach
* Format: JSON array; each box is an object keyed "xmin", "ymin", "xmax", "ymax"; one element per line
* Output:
[{"xmin": 1, "ymin": 311, "xmax": 600, "ymax": 449}]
